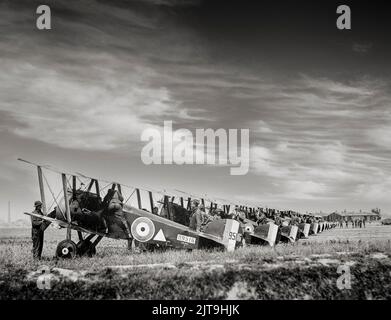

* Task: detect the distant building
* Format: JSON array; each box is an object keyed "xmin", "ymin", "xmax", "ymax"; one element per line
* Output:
[
  {"xmin": 326, "ymin": 210, "xmax": 380, "ymax": 222},
  {"xmin": 311, "ymin": 212, "xmax": 330, "ymax": 219}
]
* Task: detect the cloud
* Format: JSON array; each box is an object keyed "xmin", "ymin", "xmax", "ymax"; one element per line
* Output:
[
  {"xmin": 139, "ymin": 0, "xmax": 202, "ymax": 7},
  {"xmin": 0, "ymin": 61, "xmax": 180, "ymax": 150},
  {"xmin": 283, "ymin": 180, "xmax": 327, "ymax": 200},
  {"xmin": 1, "ymin": 0, "xmax": 391, "ymax": 215},
  {"xmin": 354, "ymin": 177, "xmax": 391, "ymax": 201},
  {"xmin": 352, "ymin": 42, "xmax": 373, "ymax": 54},
  {"xmin": 367, "ymin": 126, "xmax": 391, "ymax": 150},
  {"xmin": 255, "ymin": 120, "xmax": 273, "ymax": 133},
  {"xmin": 313, "ymin": 143, "xmax": 345, "ymax": 165},
  {"xmin": 299, "ymin": 75, "xmax": 375, "ymax": 96},
  {"xmin": 0, "ymin": 0, "xmax": 212, "ymax": 151},
  {"xmin": 250, "ymin": 145, "xmax": 292, "ymax": 178}
]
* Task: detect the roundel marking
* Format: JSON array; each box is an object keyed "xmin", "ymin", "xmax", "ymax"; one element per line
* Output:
[
  {"xmin": 244, "ymin": 224, "xmax": 254, "ymax": 233},
  {"xmin": 131, "ymin": 217, "xmax": 156, "ymax": 242}
]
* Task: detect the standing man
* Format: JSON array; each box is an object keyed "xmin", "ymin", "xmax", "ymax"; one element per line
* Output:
[
  {"xmin": 256, "ymin": 210, "xmax": 268, "ymax": 225},
  {"xmin": 199, "ymin": 203, "xmax": 213, "ymax": 226},
  {"xmin": 31, "ymin": 200, "xmax": 44, "ymax": 259},
  {"xmin": 189, "ymin": 199, "xmax": 203, "ymax": 232}
]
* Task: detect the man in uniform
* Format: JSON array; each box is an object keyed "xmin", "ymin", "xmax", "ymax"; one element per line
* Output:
[
  {"xmin": 256, "ymin": 210, "xmax": 268, "ymax": 225},
  {"xmin": 189, "ymin": 199, "xmax": 203, "ymax": 232},
  {"xmin": 274, "ymin": 211, "xmax": 283, "ymax": 226},
  {"xmin": 237, "ymin": 209, "xmax": 246, "ymax": 223},
  {"xmin": 31, "ymin": 200, "xmax": 44, "ymax": 259},
  {"xmin": 213, "ymin": 209, "xmax": 224, "ymax": 220}
]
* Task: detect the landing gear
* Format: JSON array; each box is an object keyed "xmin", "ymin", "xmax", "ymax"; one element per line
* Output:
[
  {"xmin": 233, "ymin": 233, "xmax": 246, "ymax": 248},
  {"xmin": 56, "ymin": 240, "xmax": 77, "ymax": 259},
  {"xmin": 75, "ymin": 234, "xmax": 102, "ymax": 257},
  {"xmin": 76, "ymin": 240, "xmax": 96, "ymax": 257},
  {"xmin": 55, "ymin": 233, "xmax": 102, "ymax": 259}
]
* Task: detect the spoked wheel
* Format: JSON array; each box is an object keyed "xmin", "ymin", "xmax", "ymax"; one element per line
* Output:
[
  {"xmin": 76, "ymin": 240, "xmax": 96, "ymax": 257},
  {"xmin": 56, "ymin": 240, "xmax": 77, "ymax": 259}
]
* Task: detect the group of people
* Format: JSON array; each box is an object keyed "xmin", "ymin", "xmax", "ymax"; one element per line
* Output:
[{"xmin": 339, "ymin": 217, "xmax": 367, "ymax": 228}]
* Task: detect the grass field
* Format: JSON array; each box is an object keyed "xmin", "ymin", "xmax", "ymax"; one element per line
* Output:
[{"xmin": 1, "ymin": 224, "xmax": 391, "ymax": 299}]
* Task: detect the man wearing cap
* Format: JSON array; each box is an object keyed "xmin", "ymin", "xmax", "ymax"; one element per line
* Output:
[
  {"xmin": 200, "ymin": 204, "xmax": 215, "ymax": 228},
  {"xmin": 256, "ymin": 210, "xmax": 268, "ymax": 225},
  {"xmin": 31, "ymin": 200, "xmax": 44, "ymax": 259},
  {"xmin": 189, "ymin": 199, "xmax": 203, "ymax": 232}
]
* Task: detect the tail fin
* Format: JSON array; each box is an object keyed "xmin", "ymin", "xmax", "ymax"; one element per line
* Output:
[
  {"xmin": 222, "ymin": 219, "xmax": 240, "ymax": 252},
  {"xmin": 303, "ymin": 223, "xmax": 310, "ymax": 238},
  {"xmin": 289, "ymin": 225, "xmax": 298, "ymax": 242},
  {"xmin": 313, "ymin": 223, "xmax": 319, "ymax": 234},
  {"xmin": 266, "ymin": 223, "xmax": 279, "ymax": 247}
]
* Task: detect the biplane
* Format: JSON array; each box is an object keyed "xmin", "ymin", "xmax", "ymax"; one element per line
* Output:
[
  {"xmin": 239, "ymin": 217, "xmax": 279, "ymax": 247},
  {"xmin": 19, "ymin": 159, "xmax": 339, "ymax": 259},
  {"xmin": 19, "ymin": 159, "xmax": 241, "ymax": 258},
  {"xmin": 309, "ymin": 222, "xmax": 319, "ymax": 235},
  {"xmin": 298, "ymin": 223, "xmax": 311, "ymax": 239},
  {"xmin": 279, "ymin": 224, "xmax": 299, "ymax": 243}
]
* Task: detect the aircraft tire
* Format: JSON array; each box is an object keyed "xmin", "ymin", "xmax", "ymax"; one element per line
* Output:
[{"xmin": 56, "ymin": 240, "xmax": 77, "ymax": 259}]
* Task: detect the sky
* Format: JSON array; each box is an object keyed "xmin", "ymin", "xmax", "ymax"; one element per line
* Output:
[{"xmin": 1, "ymin": 0, "xmax": 391, "ymax": 221}]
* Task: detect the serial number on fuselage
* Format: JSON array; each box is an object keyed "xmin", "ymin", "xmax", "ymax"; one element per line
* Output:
[{"xmin": 176, "ymin": 234, "xmax": 196, "ymax": 244}]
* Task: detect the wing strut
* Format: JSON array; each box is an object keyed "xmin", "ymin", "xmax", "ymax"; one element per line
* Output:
[
  {"xmin": 37, "ymin": 166, "xmax": 47, "ymax": 215},
  {"xmin": 116, "ymin": 183, "xmax": 122, "ymax": 196},
  {"xmin": 61, "ymin": 173, "xmax": 72, "ymax": 240},
  {"xmin": 136, "ymin": 188, "xmax": 142, "ymax": 209},
  {"xmin": 149, "ymin": 191, "xmax": 154, "ymax": 212},
  {"xmin": 95, "ymin": 180, "xmax": 100, "ymax": 197},
  {"xmin": 72, "ymin": 176, "xmax": 77, "ymax": 200},
  {"xmin": 87, "ymin": 179, "xmax": 95, "ymax": 192}
]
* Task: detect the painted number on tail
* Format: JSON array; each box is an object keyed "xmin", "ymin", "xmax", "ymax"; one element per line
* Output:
[{"xmin": 229, "ymin": 232, "xmax": 237, "ymax": 241}]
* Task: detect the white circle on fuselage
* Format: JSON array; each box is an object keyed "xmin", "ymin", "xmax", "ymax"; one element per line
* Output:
[{"xmin": 131, "ymin": 217, "xmax": 155, "ymax": 242}]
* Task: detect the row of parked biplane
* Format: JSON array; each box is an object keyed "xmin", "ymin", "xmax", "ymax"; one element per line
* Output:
[{"xmin": 20, "ymin": 159, "xmax": 337, "ymax": 259}]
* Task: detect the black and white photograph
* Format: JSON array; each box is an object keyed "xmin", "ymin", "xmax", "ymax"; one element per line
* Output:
[{"xmin": 1, "ymin": 0, "xmax": 391, "ymax": 305}]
